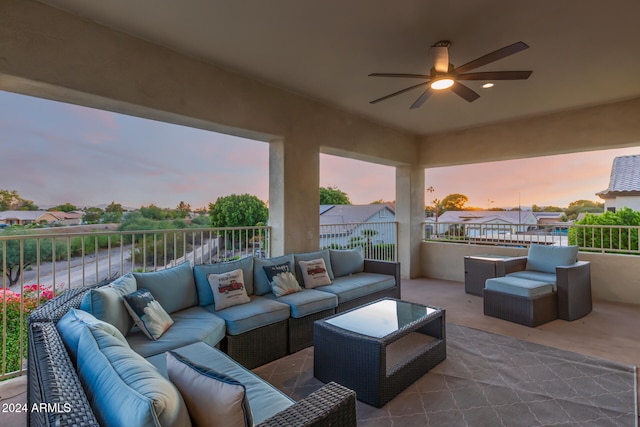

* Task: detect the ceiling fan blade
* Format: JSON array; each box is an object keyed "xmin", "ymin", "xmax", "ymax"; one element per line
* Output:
[
  {"xmin": 456, "ymin": 70, "xmax": 532, "ymax": 80},
  {"xmin": 454, "ymin": 41, "xmax": 529, "ymax": 74},
  {"xmin": 431, "ymin": 45, "xmax": 450, "ymax": 73},
  {"xmin": 410, "ymin": 87, "xmax": 433, "ymax": 109},
  {"xmin": 369, "ymin": 73, "xmax": 430, "ymax": 79},
  {"xmin": 451, "ymin": 82, "xmax": 480, "ymax": 102},
  {"xmin": 370, "ymin": 81, "xmax": 429, "ymax": 104}
]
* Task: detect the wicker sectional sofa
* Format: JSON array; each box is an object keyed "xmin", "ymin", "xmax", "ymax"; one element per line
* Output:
[{"xmin": 27, "ymin": 248, "xmax": 400, "ymax": 426}]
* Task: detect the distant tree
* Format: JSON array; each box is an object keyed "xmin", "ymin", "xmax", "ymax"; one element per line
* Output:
[
  {"xmin": 320, "ymin": 186, "xmax": 351, "ymax": 205},
  {"xmin": 0, "ymin": 229, "xmax": 55, "ymax": 286},
  {"xmin": 191, "ymin": 215, "xmax": 211, "ymax": 227},
  {"xmin": 83, "ymin": 207, "xmax": 104, "ymax": 224},
  {"xmin": 175, "ymin": 201, "xmax": 192, "ymax": 219},
  {"xmin": 49, "ymin": 202, "xmax": 77, "ymax": 213},
  {"xmin": 0, "ymin": 189, "xmax": 38, "ymax": 211},
  {"xmin": 565, "ymin": 200, "xmax": 604, "ymax": 220},
  {"xmin": 139, "ymin": 204, "xmax": 167, "ymax": 221},
  {"xmin": 102, "ymin": 201, "xmax": 124, "ymax": 223},
  {"xmin": 208, "ymin": 194, "xmax": 268, "ymax": 228},
  {"xmin": 533, "ymin": 204, "xmax": 563, "ymax": 212},
  {"xmin": 441, "ymin": 193, "xmax": 469, "ymax": 212}
]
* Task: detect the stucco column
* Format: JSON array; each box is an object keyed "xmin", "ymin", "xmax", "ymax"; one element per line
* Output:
[
  {"xmin": 396, "ymin": 165, "xmax": 425, "ymax": 279},
  {"xmin": 269, "ymin": 138, "xmax": 320, "ymax": 256}
]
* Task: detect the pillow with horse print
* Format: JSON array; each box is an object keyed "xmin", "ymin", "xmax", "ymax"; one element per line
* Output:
[
  {"xmin": 122, "ymin": 289, "xmax": 174, "ymax": 340},
  {"xmin": 263, "ymin": 262, "xmax": 303, "ymax": 297}
]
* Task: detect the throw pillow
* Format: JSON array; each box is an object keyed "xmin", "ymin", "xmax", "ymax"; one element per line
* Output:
[
  {"xmin": 166, "ymin": 351, "xmax": 253, "ymax": 427},
  {"xmin": 208, "ymin": 268, "xmax": 251, "ymax": 311},
  {"xmin": 298, "ymin": 258, "xmax": 332, "ymax": 288},
  {"xmin": 263, "ymin": 262, "xmax": 302, "ymax": 297},
  {"xmin": 122, "ymin": 289, "xmax": 174, "ymax": 340}
]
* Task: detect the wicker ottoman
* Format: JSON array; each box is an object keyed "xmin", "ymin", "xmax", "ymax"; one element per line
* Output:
[{"xmin": 483, "ymin": 277, "xmax": 558, "ymax": 327}]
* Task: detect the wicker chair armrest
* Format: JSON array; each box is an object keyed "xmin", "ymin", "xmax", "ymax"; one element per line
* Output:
[
  {"xmin": 29, "ymin": 281, "xmax": 108, "ymax": 324},
  {"xmin": 363, "ymin": 259, "xmax": 401, "ymax": 296},
  {"xmin": 28, "ymin": 322, "xmax": 99, "ymax": 427},
  {"xmin": 256, "ymin": 382, "xmax": 356, "ymax": 427},
  {"xmin": 556, "ymin": 261, "xmax": 592, "ymax": 320},
  {"xmin": 497, "ymin": 256, "xmax": 528, "ymax": 275}
]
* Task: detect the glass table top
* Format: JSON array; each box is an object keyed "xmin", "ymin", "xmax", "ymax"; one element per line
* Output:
[{"xmin": 324, "ymin": 299, "xmax": 439, "ymax": 339}]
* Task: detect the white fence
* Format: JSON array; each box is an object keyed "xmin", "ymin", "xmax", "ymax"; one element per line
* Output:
[{"xmin": 319, "ymin": 221, "xmax": 398, "ymax": 261}]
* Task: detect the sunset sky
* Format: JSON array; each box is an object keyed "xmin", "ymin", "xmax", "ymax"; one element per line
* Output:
[{"xmin": 2, "ymin": 90, "xmax": 638, "ymax": 210}]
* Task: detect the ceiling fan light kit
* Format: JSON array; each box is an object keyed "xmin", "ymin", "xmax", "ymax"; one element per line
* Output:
[{"xmin": 369, "ymin": 41, "xmax": 532, "ymax": 107}]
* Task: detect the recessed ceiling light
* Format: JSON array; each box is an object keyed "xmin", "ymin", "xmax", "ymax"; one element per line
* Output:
[{"xmin": 482, "ymin": 82, "xmax": 494, "ymax": 89}]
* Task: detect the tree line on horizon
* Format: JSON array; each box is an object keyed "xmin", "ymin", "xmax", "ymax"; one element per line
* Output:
[
  {"xmin": 424, "ymin": 192, "xmax": 604, "ymax": 221},
  {"xmin": 0, "ymin": 186, "xmax": 606, "ymax": 227}
]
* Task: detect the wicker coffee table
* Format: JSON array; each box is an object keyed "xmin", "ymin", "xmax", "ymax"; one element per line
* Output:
[{"xmin": 313, "ymin": 298, "xmax": 446, "ymax": 407}]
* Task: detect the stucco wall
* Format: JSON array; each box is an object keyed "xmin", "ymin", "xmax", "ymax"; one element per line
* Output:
[{"xmin": 421, "ymin": 241, "xmax": 640, "ymax": 304}]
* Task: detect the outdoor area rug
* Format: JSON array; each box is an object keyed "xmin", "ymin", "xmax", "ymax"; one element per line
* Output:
[{"xmin": 253, "ymin": 323, "xmax": 638, "ymax": 426}]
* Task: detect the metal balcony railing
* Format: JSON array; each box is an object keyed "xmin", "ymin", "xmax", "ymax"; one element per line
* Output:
[
  {"xmin": 0, "ymin": 226, "xmax": 270, "ymax": 380},
  {"xmin": 423, "ymin": 221, "xmax": 640, "ymax": 254},
  {"xmin": 319, "ymin": 221, "xmax": 398, "ymax": 262}
]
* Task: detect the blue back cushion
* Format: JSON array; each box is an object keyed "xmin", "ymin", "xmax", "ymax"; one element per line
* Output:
[
  {"xmin": 76, "ymin": 325, "xmax": 191, "ymax": 427},
  {"xmin": 80, "ymin": 273, "xmax": 137, "ymax": 336},
  {"xmin": 194, "ymin": 256, "xmax": 254, "ymax": 306},
  {"xmin": 133, "ymin": 262, "xmax": 197, "ymax": 314},
  {"xmin": 526, "ymin": 244, "xmax": 579, "ymax": 273},
  {"xmin": 56, "ymin": 308, "xmax": 128, "ymax": 365},
  {"xmin": 330, "ymin": 248, "xmax": 365, "ymax": 277}
]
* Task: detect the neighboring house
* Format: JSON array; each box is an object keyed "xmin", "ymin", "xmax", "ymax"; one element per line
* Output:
[
  {"xmin": 427, "ymin": 210, "xmax": 538, "ymax": 237},
  {"xmin": 596, "ymin": 154, "xmax": 640, "ymax": 212},
  {"xmin": 0, "ymin": 210, "xmax": 83, "ymax": 226},
  {"xmin": 533, "ymin": 212, "xmax": 566, "ymax": 224},
  {"xmin": 319, "ymin": 204, "xmax": 396, "ymax": 249}
]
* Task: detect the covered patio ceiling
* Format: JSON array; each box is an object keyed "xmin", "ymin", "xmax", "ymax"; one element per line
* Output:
[{"xmin": 35, "ymin": 0, "xmax": 640, "ymax": 138}]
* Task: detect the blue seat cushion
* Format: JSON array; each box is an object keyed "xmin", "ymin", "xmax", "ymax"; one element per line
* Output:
[
  {"xmin": 76, "ymin": 324, "xmax": 190, "ymax": 427},
  {"xmin": 315, "ymin": 273, "xmax": 396, "ymax": 304},
  {"xmin": 80, "ymin": 273, "xmax": 137, "ymax": 336},
  {"xmin": 133, "ymin": 262, "xmax": 197, "ymax": 314},
  {"xmin": 194, "ymin": 257, "xmax": 255, "ymax": 306},
  {"xmin": 126, "ymin": 306, "xmax": 226, "ymax": 358},
  {"xmin": 507, "ymin": 270, "xmax": 558, "ymax": 291},
  {"xmin": 265, "ymin": 289, "xmax": 337, "ymax": 318},
  {"xmin": 526, "ymin": 244, "xmax": 579, "ymax": 274},
  {"xmin": 253, "ymin": 254, "xmax": 295, "ymax": 295},
  {"xmin": 206, "ymin": 296, "xmax": 290, "ymax": 335},
  {"xmin": 293, "ymin": 249, "xmax": 335, "ymax": 281},
  {"xmin": 147, "ymin": 342, "xmax": 294, "ymax": 425},
  {"xmin": 485, "ymin": 276, "xmax": 554, "ymax": 298}
]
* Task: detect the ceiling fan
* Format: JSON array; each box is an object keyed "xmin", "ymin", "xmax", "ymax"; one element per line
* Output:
[{"xmin": 369, "ymin": 41, "xmax": 532, "ymax": 108}]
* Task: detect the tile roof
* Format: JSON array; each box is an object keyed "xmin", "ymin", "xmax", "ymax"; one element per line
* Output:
[
  {"xmin": 319, "ymin": 204, "xmax": 394, "ymax": 225},
  {"xmin": 436, "ymin": 210, "xmax": 537, "ymax": 224},
  {"xmin": 597, "ymin": 154, "xmax": 640, "ymax": 197}
]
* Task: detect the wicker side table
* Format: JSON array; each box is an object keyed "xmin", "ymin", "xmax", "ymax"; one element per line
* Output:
[
  {"xmin": 464, "ymin": 254, "xmax": 524, "ymax": 296},
  {"xmin": 314, "ymin": 298, "xmax": 446, "ymax": 408}
]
